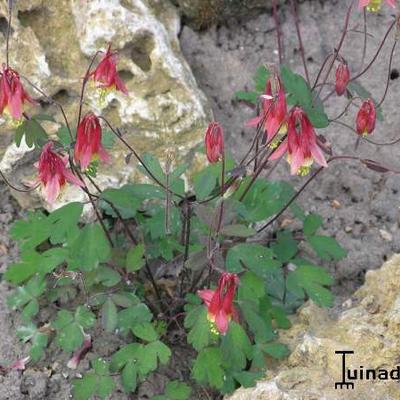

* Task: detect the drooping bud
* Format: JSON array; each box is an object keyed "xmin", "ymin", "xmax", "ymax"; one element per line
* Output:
[
  {"xmin": 335, "ymin": 62, "xmax": 350, "ymax": 96},
  {"xmin": 205, "ymin": 122, "xmax": 224, "ymax": 163},
  {"xmin": 356, "ymin": 99, "xmax": 376, "ymax": 136},
  {"xmin": 74, "ymin": 112, "xmax": 110, "ymax": 171}
]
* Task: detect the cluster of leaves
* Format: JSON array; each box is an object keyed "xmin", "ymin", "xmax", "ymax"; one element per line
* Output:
[{"xmin": 6, "ymin": 132, "xmax": 346, "ymax": 398}]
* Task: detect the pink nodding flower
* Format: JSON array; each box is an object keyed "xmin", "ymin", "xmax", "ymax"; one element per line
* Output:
[
  {"xmin": 74, "ymin": 112, "xmax": 110, "ymax": 171},
  {"xmin": 270, "ymin": 107, "xmax": 328, "ymax": 176},
  {"xmin": 37, "ymin": 142, "xmax": 84, "ymax": 204},
  {"xmin": 0, "ymin": 65, "xmax": 34, "ymax": 120},
  {"xmin": 89, "ymin": 44, "xmax": 128, "ymax": 95},
  {"xmin": 335, "ymin": 62, "xmax": 350, "ymax": 96},
  {"xmin": 358, "ymin": 0, "xmax": 396, "ymax": 12},
  {"xmin": 205, "ymin": 122, "xmax": 224, "ymax": 163},
  {"xmin": 246, "ymin": 74, "xmax": 287, "ymax": 144},
  {"xmin": 356, "ymin": 99, "xmax": 376, "ymax": 136},
  {"xmin": 197, "ymin": 272, "xmax": 239, "ymax": 335}
]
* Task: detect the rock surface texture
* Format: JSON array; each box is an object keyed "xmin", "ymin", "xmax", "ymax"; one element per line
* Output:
[
  {"xmin": 227, "ymin": 254, "xmax": 400, "ymax": 400},
  {"xmin": 0, "ymin": 0, "xmax": 211, "ymax": 209}
]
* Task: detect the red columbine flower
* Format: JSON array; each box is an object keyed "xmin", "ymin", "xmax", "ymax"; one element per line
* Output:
[
  {"xmin": 356, "ymin": 99, "xmax": 376, "ymax": 136},
  {"xmin": 205, "ymin": 122, "xmax": 224, "ymax": 163},
  {"xmin": 335, "ymin": 62, "xmax": 350, "ymax": 96},
  {"xmin": 270, "ymin": 107, "xmax": 328, "ymax": 176},
  {"xmin": 89, "ymin": 44, "xmax": 128, "ymax": 95},
  {"xmin": 358, "ymin": 0, "xmax": 396, "ymax": 12},
  {"xmin": 197, "ymin": 272, "xmax": 239, "ymax": 335},
  {"xmin": 0, "ymin": 65, "xmax": 34, "ymax": 120},
  {"xmin": 74, "ymin": 112, "xmax": 110, "ymax": 171},
  {"xmin": 246, "ymin": 74, "xmax": 287, "ymax": 146},
  {"xmin": 37, "ymin": 142, "xmax": 83, "ymax": 204}
]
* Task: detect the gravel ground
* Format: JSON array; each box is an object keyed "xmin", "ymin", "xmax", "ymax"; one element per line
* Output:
[
  {"xmin": 2, "ymin": 0, "xmax": 400, "ymax": 398},
  {"xmin": 180, "ymin": 0, "xmax": 400, "ymax": 295}
]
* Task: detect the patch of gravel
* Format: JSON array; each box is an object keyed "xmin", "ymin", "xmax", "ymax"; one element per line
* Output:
[{"xmin": 180, "ymin": 0, "xmax": 400, "ymax": 295}]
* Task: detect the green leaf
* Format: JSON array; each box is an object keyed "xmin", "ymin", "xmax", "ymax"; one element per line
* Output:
[
  {"xmin": 101, "ymin": 186, "xmax": 142, "ymax": 219},
  {"xmin": 110, "ymin": 343, "xmax": 141, "ymax": 372},
  {"xmin": 95, "ymin": 266, "xmax": 121, "ymax": 287},
  {"xmin": 138, "ymin": 153, "xmax": 165, "ymax": 183},
  {"xmin": 101, "ymin": 298, "xmax": 118, "ymax": 333},
  {"xmin": 73, "ymin": 359, "xmax": 115, "ymax": 400},
  {"xmin": 254, "ymin": 65, "xmax": 271, "ymax": 92},
  {"xmin": 75, "ymin": 306, "xmax": 96, "ymax": 329},
  {"xmin": 221, "ymin": 322, "xmax": 252, "ymax": 371},
  {"xmin": 271, "ymin": 231, "xmax": 298, "ymax": 263},
  {"xmin": 15, "ymin": 119, "xmax": 48, "ymax": 148},
  {"xmin": 226, "ymin": 243, "xmax": 281, "ymax": 277},
  {"xmin": 263, "ymin": 342, "xmax": 290, "ymax": 359},
  {"xmin": 238, "ymin": 272, "xmax": 266, "ymax": 300},
  {"xmin": 111, "ymin": 292, "xmax": 140, "ymax": 308},
  {"xmin": 68, "ymin": 224, "xmax": 111, "ymax": 271},
  {"xmin": 138, "ymin": 340, "xmax": 171, "ymax": 375},
  {"xmin": 121, "ymin": 361, "xmax": 137, "ymax": 393},
  {"xmin": 117, "ymin": 304, "xmax": 152, "ymax": 334},
  {"xmin": 193, "ymin": 168, "xmax": 217, "ymax": 200},
  {"xmin": 101, "ymin": 129, "xmax": 115, "ymax": 149},
  {"xmin": 221, "ymin": 224, "xmax": 256, "ymax": 238},
  {"xmin": 10, "ymin": 210, "xmax": 51, "ymax": 250},
  {"xmin": 56, "ymin": 126, "xmax": 74, "ymax": 147},
  {"xmin": 192, "ymin": 347, "xmax": 225, "ymax": 390},
  {"xmin": 72, "ymin": 373, "xmax": 97, "ymax": 400},
  {"xmin": 307, "ymin": 235, "xmax": 346, "ymax": 261},
  {"xmin": 48, "ymin": 202, "xmax": 83, "ymax": 244},
  {"xmin": 280, "ymin": 65, "xmax": 329, "ymax": 128},
  {"xmin": 184, "ymin": 306, "xmax": 212, "ymax": 351},
  {"xmin": 286, "ymin": 264, "xmax": 333, "ymax": 307},
  {"xmin": 233, "ymin": 371, "xmax": 264, "ymax": 388},
  {"xmin": 53, "ymin": 307, "xmax": 95, "ymax": 352},
  {"xmin": 126, "ymin": 244, "xmax": 145, "ymax": 272},
  {"xmin": 16, "ymin": 323, "xmax": 48, "ymax": 362},
  {"xmin": 303, "ymin": 214, "xmax": 323, "ymax": 236},
  {"xmin": 235, "ymin": 91, "xmax": 259, "ymax": 103},
  {"xmin": 32, "ymin": 114, "xmax": 56, "ymax": 122},
  {"xmin": 165, "ymin": 381, "xmax": 192, "ymax": 400},
  {"xmin": 132, "ymin": 322, "xmax": 158, "ymax": 342},
  {"xmin": 240, "ymin": 301, "xmax": 274, "ymax": 342}
]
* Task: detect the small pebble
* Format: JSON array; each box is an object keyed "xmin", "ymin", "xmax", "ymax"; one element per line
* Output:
[{"xmin": 379, "ymin": 229, "xmax": 393, "ymax": 242}]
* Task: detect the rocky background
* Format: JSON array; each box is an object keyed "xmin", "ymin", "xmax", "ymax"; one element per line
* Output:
[{"xmin": 1, "ymin": 0, "xmax": 400, "ymax": 399}]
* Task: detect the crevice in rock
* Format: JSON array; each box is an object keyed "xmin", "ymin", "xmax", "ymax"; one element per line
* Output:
[{"xmin": 123, "ymin": 33, "xmax": 154, "ymax": 72}]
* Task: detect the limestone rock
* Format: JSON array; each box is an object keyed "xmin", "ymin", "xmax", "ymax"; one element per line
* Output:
[
  {"xmin": 0, "ymin": 0, "xmax": 211, "ymax": 210},
  {"xmin": 171, "ymin": 0, "xmax": 283, "ymax": 29},
  {"xmin": 227, "ymin": 254, "xmax": 400, "ymax": 400}
]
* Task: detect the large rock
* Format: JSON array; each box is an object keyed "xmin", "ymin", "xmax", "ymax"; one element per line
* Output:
[
  {"xmin": 171, "ymin": 0, "xmax": 285, "ymax": 29},
  {"xmin": 227, "ymin": 254, "xmax": 400, "ymax": 400},
  {"xmin": 0, "ymin": 0, "xmax": 211, "ymax": 209}
]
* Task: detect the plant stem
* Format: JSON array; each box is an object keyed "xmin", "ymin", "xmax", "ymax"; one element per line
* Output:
[
  {"xmin": 290, "ymin": 0, "xmax": 310, "ymax": 85},
  {"xmin": 6, "ymin": 0, "xmax": 12, "ymax": 67},
  {"xmin": 272, "ymin": 0, "xmax": 283, "ymax": 64},
  {"xmin": 99, "ymin": 116, "xmax": 185, "ymax": 200}
]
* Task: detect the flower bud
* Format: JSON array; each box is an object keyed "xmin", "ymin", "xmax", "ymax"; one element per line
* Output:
[
  {"xmin": 335, "ymin": 62, "xmax": 350, "ymax": 96},
  {"xmin": 205, "ymin": 122, "xmax": 224, "ymax": 163},
  {"xmin": 356, "ymin": 99, "xmax": 376, "ymax": 136}
]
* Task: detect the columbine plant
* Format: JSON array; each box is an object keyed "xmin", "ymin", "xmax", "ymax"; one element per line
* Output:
[{"xmin": 2, "ymin": 0, "xmax": 400, "ymax": 399}]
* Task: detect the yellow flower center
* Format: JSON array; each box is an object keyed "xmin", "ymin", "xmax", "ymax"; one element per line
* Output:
[
  {"xmin": 269, "ymin": 126, "xmax": 287, "ymax": 149},
  {"xmin": 366, "ymin": 0, "xmax": 383, "ymax": 11},
  {"xmin": 3, "ymin": 108, "xmax": 24, "ymax": 128}
]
